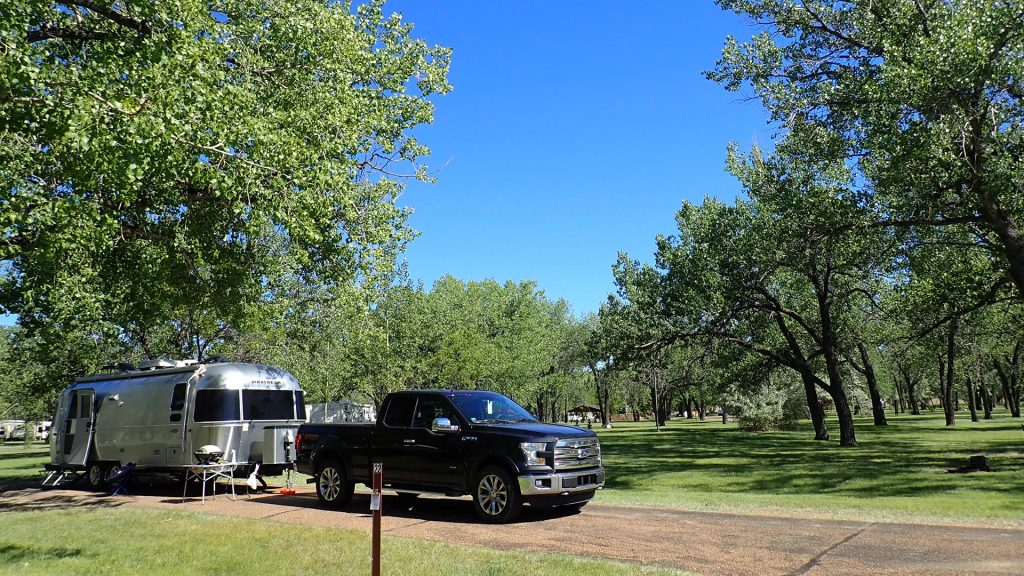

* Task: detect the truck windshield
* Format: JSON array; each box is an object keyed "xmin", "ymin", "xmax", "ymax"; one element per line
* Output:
[{"xmin": 450, "ymin": 393, "xmax": 537, "ymax": 424}]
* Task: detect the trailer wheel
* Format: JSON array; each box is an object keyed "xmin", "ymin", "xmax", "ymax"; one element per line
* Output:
[
  {"xmin": 315, "ymin": 458, "xmax": 353, "ymax": 507},
  {"xmin": 104, "ymin": 462, "xmax": 123, "ymax": 484},
  {"xmin": 86, "ymin": 462, "xmax": 106, "ymax": 490},
  {"xmin": 472, "ymin": 466, "xmax": 522, "ymax": 523}
]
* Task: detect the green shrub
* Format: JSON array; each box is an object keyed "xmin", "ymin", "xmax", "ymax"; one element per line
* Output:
[{"xmin": 726, "ymin": 382, "xmax": 802, "ymax": 431}]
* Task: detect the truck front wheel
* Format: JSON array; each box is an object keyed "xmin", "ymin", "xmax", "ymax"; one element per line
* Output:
[
  {"xmin": 316, "ymin": 458, "xmax": 353, "ymax": 507},
  {"xmin": 472, "ymin": 466, "xmax": 521, "ymax": 523}
]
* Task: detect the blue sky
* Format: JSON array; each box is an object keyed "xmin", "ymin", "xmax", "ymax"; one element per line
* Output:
[{"xmin": 388, "ymin": 1, "xmax": 773, "ymax": 316}]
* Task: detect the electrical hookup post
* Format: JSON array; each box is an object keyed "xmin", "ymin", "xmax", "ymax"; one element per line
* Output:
[{"xmin": 371, "ymin": 462, "xmax": 382, "ymax": 576}]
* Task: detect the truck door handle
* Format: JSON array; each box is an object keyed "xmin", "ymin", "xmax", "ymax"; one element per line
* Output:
[{"xmin": 403, "ymin": 439, "xmax": 415, "ymax": 444}]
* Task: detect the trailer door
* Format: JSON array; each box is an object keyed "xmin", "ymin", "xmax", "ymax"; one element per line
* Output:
[{"xmin": 63, "ymin": 389, "xmax": 95, "ymax": 466}]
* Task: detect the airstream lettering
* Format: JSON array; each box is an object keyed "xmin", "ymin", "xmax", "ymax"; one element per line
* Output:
[{"xmin": 48, "ymin": 361, "xmax": 305, "ymax": 488}]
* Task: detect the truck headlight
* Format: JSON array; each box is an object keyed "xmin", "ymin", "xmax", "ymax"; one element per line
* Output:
[{"xmin": 520, "ymin": 442, "xmax": 548, "ymax": 466}]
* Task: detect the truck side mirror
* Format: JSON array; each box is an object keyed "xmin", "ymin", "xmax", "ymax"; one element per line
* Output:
[{"xmin": 431, "ymin": 417, "xmax": 459, "ymax": 433}]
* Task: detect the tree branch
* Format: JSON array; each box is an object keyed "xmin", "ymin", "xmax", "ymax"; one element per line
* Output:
[
  {"xmin": 26, "ymin": 26, "xmax": 111, "ymax": 43},
  {"xmin": 59, "ymin": 1, "xmax": 153, "ymax": 35}
]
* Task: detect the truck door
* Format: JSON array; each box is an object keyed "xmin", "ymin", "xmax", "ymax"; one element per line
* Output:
[
  {"xmin": 63, "ymin": 389, "xmax": 95, "ymax": 466},
  {"xmin": 371, "ymin": 395, "xmax": 417, "ymax": 484},
  {"xmin": 407, "ymin": 395, "xmax": 464, "ymax": 489}
]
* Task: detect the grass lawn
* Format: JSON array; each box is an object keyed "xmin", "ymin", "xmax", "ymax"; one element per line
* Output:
[
  {"xmin": 0, "ymin": 507, "xmax": 687, "ymax": 576},
  {"xmin": 595, "ymin": 411, "xmax": 1024, "ymax": 524},
  {"xmin": 0, "ymin": 443, "xmax": 48, "ymax": 482}
]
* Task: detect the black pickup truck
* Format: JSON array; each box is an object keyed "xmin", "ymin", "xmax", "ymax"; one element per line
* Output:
[{"xmin": 295, "ymin": 389, "xmax": 604, "ymax": 523}]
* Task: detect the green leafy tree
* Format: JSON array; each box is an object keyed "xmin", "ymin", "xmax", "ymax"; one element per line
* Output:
[
  {"xmin": 1, "ymin": 0, "xmax": 451, "ymax": 358},
  {"xmin": 708, "ymin": 0, "xmax": 1024, "ymax": 299}
]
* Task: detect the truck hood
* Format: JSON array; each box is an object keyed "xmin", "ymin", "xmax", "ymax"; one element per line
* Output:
[{"xmin": 470, "ymin": 421, "xmax": 597, "ymax": 441}]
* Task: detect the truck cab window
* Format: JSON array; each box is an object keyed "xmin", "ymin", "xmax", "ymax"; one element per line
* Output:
[
  {"xmin": 412, "ymin": 397, "xmax": 454, "ymax": 429},
  {"xmin": 382, "ymin": 396, "xmax": 416, "ymax": 428}
]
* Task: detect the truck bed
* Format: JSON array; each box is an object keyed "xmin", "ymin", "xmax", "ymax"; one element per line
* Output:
[{"xmin": 295, "ymin": 422, "xmax": 374, "ymax": 483}]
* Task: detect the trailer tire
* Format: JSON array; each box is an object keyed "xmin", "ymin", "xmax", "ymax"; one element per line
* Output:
[
  {"xmin": 315, "ymin": 458, "xmax": 353, "ymax": 507},
  {"xmin": 86, "ymin": 462, "xmax": 106, "ymax": 490},
  {"xmin": 472, "ymin": 466, "xmax": 522, "ymax": 523}
]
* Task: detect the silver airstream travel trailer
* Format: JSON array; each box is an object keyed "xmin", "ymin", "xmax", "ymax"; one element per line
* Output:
[{"xmin": 48, "ymin": 360, "xmax": 305, "ymax": 488}]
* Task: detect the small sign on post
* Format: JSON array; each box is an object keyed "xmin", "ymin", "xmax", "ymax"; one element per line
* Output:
[{"xmin": 371, "ymin": 462, "xmax": 382, "ymax": 576}]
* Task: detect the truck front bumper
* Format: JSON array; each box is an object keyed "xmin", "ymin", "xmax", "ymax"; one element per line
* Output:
[{"xmin": 517, "ymin": 467, "xmax": 604, "ymax": 497}]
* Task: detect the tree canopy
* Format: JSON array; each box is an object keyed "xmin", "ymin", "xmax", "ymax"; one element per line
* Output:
[{"xmin": 0, "ymin": 0, "xmax": 451, "ymax": 348}]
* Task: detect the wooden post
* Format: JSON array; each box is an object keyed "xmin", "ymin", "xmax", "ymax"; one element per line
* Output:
[{"xmin": 371, "ymin": 462, "xmax": 382, "ymax": 576}]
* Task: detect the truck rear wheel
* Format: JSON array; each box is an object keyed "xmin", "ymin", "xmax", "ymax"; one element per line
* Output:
[
  {"xmin": 316, "ymin": 458, "xmax": 353, "ymax": 507},
  {"xmin": 472, "ymin": 466, "xmax": 521, "ymax": 523}
]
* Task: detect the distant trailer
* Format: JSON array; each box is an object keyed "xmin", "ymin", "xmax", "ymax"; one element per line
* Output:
[
  {"xmin": 47, "ymin": 360, "xmax": 305, "ymax": 489},
  {"xmin": 1, "ymin": 420, "xmax": 26, "ymax": 441}
]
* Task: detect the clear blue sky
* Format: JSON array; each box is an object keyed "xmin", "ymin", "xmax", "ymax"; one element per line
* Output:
[{"xmin": 389, "ymin": 1, "xmax": 772, "ymax": 316}]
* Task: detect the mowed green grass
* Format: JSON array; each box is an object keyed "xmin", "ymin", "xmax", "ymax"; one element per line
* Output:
[
  {"xmin": 0, "ymin": 508, "xmax": 687, "ymax": 576},
  {"xmin": 0, "ymin": 443, "xmax": 48, "ymax": 482},
  {"xmin": 595, "ymin": 411, "xmax": 1024, "ymax": 523}
]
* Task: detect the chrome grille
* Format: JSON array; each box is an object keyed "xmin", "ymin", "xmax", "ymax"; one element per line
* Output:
[{"xmin": 554, "ymin": 437, "xmax": 601, "ymax": 470}]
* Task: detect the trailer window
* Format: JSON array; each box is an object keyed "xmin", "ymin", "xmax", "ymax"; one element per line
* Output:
[
  {"xmin": 193, "ymin": 390, "xmax": 241, "ymax": 422},
  {"xmin": 294, "ymin": 391, "xmax": 305, "ymax": 420},
  {"xmin": 170, "ymin": 383, "xmax": 187, "ymax": 411},
  {"xmin": 242, "ymin": 390, "xmax": 297, "ymax": 420}
]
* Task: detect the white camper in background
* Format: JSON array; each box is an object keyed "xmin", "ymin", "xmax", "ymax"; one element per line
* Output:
[
  {"xmin": 48, "ymin": 360, "xmax": 305, "ymax": 488},
  {"xmin": 1, "ymin": 420, "xmax": 26, "ymax": 441}
]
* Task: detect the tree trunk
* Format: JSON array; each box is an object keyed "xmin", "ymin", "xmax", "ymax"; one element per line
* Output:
[
  {"xmin": 943, "ymin": 318, "xmax": 957, "ymax": 427},
  {"xmin": 938, "ymin": 357, "xmax": 946, "ymax": 409},
  {"xmin": 980, "ymin": 380, "xmax": 993, "ymax": 420},
  {"xmin": 966, "ymin": 377, "xmax": 979, "ymax": 422},
  {"xmin": 857, "ymin": 341, "xmax": 887, "ymax": 426},
  {"xmin": 800, "ymin": 369, "xmax": 829, "ymax": 440},
  {"xmin": 893, "ymin": 374, "xmax": 906, "ymax": 414},
  {"xmin": 823, "ymin": 345, "xmax": 857, "ymax": 446},
  {"xmin": 592, "ymin": 371, "xmax": 613, "ymax": 429},
  {"xmin": 830, "ymin": 384, "xmax": 858, "ymax": 447},
  {"xmin": 906, "ymin": 371, "xmax": 921, "ymax": 415},
  {"xmin": 975, "ymin": 185, "xmax": 1024, "ymax": 300},
  {"xmin": 821, "ymin": 315, "xmax": 856, "ymax": 445}
]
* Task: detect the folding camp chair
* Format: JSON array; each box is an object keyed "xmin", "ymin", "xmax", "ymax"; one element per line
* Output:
[{"xmin": 107, "ymin": 462, "xmax": 136, "ymax": 496}]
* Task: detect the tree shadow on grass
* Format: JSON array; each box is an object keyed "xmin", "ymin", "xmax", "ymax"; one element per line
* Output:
[
  {"xmin": 598, "ymin": 414, "xmax": 1024, "ymax": 503},
  {"xmin": 0, "ymin": 489, "xmax": 129, "ymax": 512},
  {"xmin": 0, "ymin": 543, "xmax": 89, "ymax": 562}
]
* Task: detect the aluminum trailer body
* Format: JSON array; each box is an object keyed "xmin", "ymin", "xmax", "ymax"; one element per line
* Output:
[{"xmin": 49, "ymin": 362, "xmax": 305, "ymax": 486}]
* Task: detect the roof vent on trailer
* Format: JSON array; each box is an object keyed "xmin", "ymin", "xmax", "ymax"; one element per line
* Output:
[
  {"xmin": 138, "ymin": 359, "xmax": 176, "ymax": 370},
  {"xmin": 137, "ymin": 359, "xmax": 200, "ymax": 371}
]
